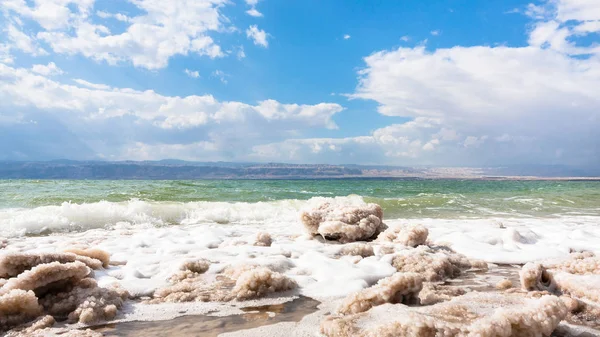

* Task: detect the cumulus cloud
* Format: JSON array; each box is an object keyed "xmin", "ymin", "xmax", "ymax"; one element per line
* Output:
[
  {"xmin": 246, "ymin": 25, "xmax": 269, "ymax": 47},
  {"xmin": 0, "ymin": 0, "xmax": 227, "ymax": 69},
  {"xmin": 0, "ymin": 63, "xmax": 343, "ymax": 160},
  {"xmin": 343, "ymin": 34, "xmax": 351, "ymax": 40},
  {"xmin": 31, "ymin": 62, "xmax": 63, "ymax": 76},
  {"xmin": 257, "ymin": 0, "xmax": 600, "ymax": 166}
]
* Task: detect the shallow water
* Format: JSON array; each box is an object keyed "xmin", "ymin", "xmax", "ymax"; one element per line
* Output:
[{"xmin": 91, "ymin": 296, "xmax": 320, "ymax": 337}]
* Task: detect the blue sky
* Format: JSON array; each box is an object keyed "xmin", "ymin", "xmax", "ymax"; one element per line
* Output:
[{"xmin": 0, "ymin": 0, "xmax": 599, "ymax": 166}]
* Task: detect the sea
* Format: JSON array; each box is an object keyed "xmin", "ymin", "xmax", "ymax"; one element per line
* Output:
[
  {"xmin": 1, "ymin": 179, "xmax": 600, "ymax": 237},
  {"xmin": 2, "ymin": 179, "xmax": 600, "ymax": 335}
]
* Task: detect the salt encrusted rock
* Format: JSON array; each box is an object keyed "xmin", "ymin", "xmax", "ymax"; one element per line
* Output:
[
  {"xmin": 301, "ymin": 202, "xmax": 387, "ymax": 243},
  {"xmin": 63, "ymin": 248, "xmax": 110, "ymax": 268},
  {"xmin": 0, "ymin": 290, "xmax": 43, "ymax": 331},
  {"xmin": 418, "ymin": 282, "xmax": 467, "ymax": 305},
  {"xmin": 254, "ymin": 232, "xmax": 273, "ymax": 247},
  {"xmin": 39, "ymin": 278, "xmax": 128, "ymax": 323},
  {"xmin": 0, "ymin": 251, "xmax": 127, "ymax": 331},
  {"xmin": 0, "ymin": 261, "xmax": 90, "ymax": 296},
  {"xmin": 321, "ymin": 292, "xmax": 568, "ymax": 337},
  {"xmin": 391, "ymin": 246, "xmax": 487, "ymax": 282},
  {"xmin": 0, "ymin": 253, "xmax": 80, "ymax": 278},
  {"xmin": 376, "ymin": 224, "xmax": 428, "ymax": 247},
  {"xmin": 338, "ymin": 243, "xmax": 374, "ymax": 258},
  {"xmin": 337, "ymin": 273, "xmax": 423, "ymax": 315},
  {"xmin": 496, "ymin": 278, "xmax": 513, "ymax": 290},
  {"xmin": 152, "ymin": 265, "xmax": 296, "ymax": 303},
  {"xmin": 0, "ymin": 252, "xmax": 106, "ymax": 280},
  {"xmin": 231, "ymin": 267, "xmax": 297, "ymax": 300}
]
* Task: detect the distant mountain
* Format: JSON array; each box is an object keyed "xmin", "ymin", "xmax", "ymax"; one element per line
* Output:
[{"xmin": 0, "ymin": 161, "xmax": 597, "ymax": 180}]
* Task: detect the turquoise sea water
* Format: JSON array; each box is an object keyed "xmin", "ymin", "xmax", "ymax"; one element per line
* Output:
[{"xmin": 1, "ymin": 179, "xmax": 599, "ymax": 219}]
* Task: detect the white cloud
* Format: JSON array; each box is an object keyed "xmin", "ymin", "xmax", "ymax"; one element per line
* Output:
[
  {"xmin": 254, "ymin": 0, "xmax": 600, "ymax": 166},
  {"xmin": 246, "ymin": 25, "xmax": 269, "ymax": 47},
  {"xmin": 184, "ymin": 69, "xmax": 200, "ymax": 78},
  {"xmin": 1, "ymin": 0, "xmax": 228, "ymax": 69},
  {"xmin": 0, "ymin": 63, "xmax": 343, "ymax": 160},
  {"xmin": 400, "ymin": 35, "xmax": 410, "ymax": 42},
  {"xmin": 31, "ymin": 62, "xmax": 63, "ymax": 76},
  {"xmin": 96, "ymin": 11, "xmax": 131, "ymax": 22},
  {"xmin": 430, "ymin": 30, "xmax": 440, "ymax": 36},
  {"xmin": 343, "ymin": 34, "xmax": 351, "ymax": 40},
  {"xmin": 212, "ymin": 70, "xmax": 229, "ymax": 84},
  {"xmin": 246, "ymin": 8, "xmax": 263, "ymax": 17},
  {"xmin": 237, "ymin": 46, "xmax": 246, "ymax": 59},
  {"xmin": 72, "ymin": 79, "xmax": 111, "ymax": 90},
  {"xmin": 6, "ymin": 24, "xmax": 47, "ymax": 56},
  {"xmin": 244, "ymin": 0, "xmax": 263, "ymax": 17}
]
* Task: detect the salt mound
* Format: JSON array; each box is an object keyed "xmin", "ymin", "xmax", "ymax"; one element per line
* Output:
[
  {"xmin": 338, "ymin": 243, "xmax": 374, "ymax": 258},
  {"xmin": 300, "ymin": 202, "xmax": 387, "ymax": 243},
  {"xmin": 0, "ymin": 253, "xmax": 79, "ymax": 278},
  {"xmin": 321, "ymin": 292, "xmax": 567, "ymax": 337},
  {"xmin": 0, "ymin": 290, "xmax": 42, "ymax": 331},
  {"xmin": 40, "ymin": 278, "xmax": 128, "ymax": 323},
  {"xmin": 376, "ymin": 224, "xmax": 428, "ymax": 247},
  {"xmin": 0, "ymin": 252, "xmax": 106, "ymax": 279},
  {"xmin": 0, "ymin": 252, "xmax": 128, "ymax": 331},
  {"xmin": 520, "ymin": 261, "xmax": 600, "ymax": 306},
  {"xmin": 337, "ymin": 273, "xmax": 422, "ymax": 315},
  {"xmin": 64, "ymin": 248, "xmax": 110, "ymax": 268},
  {"xmin": 254, "ymin": 232, "xmax": 273, "ymax": 247},
  {"xmin": 0, "ymin": 261, "xmax": 90, "ymax": 295},
  {"xmin": 152, "ymin": 265, "xmax": 296, "ymax": 303},
  {"xmin": 418, "ymin": 282, "xmax": 467, "ymax": 305},
  {"xmin": 232, "ymin": 267, "xmax": 297, "ymax": 300},
  {"xmin": 391, "ymin": 246, "xmax": 487, "ymax": 282},
  {"xmin": 170, "ymin": 259, "xmax": 211, "ymax": 282}
]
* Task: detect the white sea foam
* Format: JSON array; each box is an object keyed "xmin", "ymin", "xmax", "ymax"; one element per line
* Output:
[{"xmin": 0, "ymin": 196, "xmax": 367, "ymax": 237}]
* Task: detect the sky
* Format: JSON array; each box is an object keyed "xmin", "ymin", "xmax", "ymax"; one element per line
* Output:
[{"xmin": 0, "ymin": 0, "xmax": 599, "ymax": 167}]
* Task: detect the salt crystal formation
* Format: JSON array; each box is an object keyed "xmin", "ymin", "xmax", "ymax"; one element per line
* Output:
[
  {"xmin": 301, "ymin": 202, "xmax": 387, "ymax": 243},
  {"xmin": 254, "ymin": 232, "xmax": 273, "ymax": 247},
  {"xmin": 151, "ymin": 263, "xmax": 296, "ymax": 303},
  {"xmin": 391, "ymin": 246, "xmax": 488, "ymax": 282},
  {"xmin": 0, "ymin": 251, "xmax": 128, "ymax": 332},
  {"xmin": 338, "ymin": 243, "xmax": 374, "ymax": 258},
  {"xmin": 519, "ymin": 253, "xmax": 600, "ymax": 304},
  {"xmin": 321, "ymin": 292, "xmax": 567, "ymax": 337},
  {"xmin": 376, "ymin": 224, "xmax": 429, "ymax": 247},
  {"xmin": 337, "ymin": 273, "xmax": 423, "ymax": 315}
]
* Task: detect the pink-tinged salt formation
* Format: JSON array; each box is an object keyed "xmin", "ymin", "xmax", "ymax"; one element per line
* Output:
[
  {"xmin": 0, "ymin": 252, "xmax": 107, "ymax": 280},
  {"xmin": 152, "ymin": 264, "xmax": 296, "ymax": 303},
  {"xmin": 0, "ymin": 261, "xmax": 90, "ymax": 295},
  {"xmin": 300, "ymin": 202, "xmax": 387, "ymax": 243},
  {"xmin": 496, "ymin": 278, "xmax": 513, "ymax": 290},
  {"xmin": 321, "ymin": 292, "xmax": 567, "ymax": 337},
  {"xmin": 40, "ymin": 277, "xmax": 128, "ymax": 323},
  {"xmin": 338, "ymin": 243, "xmax": 375, "ymax": 258},
  {"xmin": 64, "ymin": 248, "xmax": 111, "ymax": 268},
  {"xmin": 376, "ymin": 224, "xmax": 428, "ymax": 247},
  {"xmin": 0, "ymin": 253, "xmax": 81, "ymax": 278},
  {"xmin": 391, "ymin": 246, "xmax": 487, "ymax": 282},
  {"xmin": 231, "ymin": 267, "xmax": 297, "ymax": 300},
  {"xmin": 337, "ymin": 273, "xmax": 422, "ymax": 315},
  {"xmin": 254, "ymin": 232, "xmax": 273, "ymax": 247},
  {"xmin": 0, "ymin": 252, "xmax": 128, "ymax": 331},
  {"xmin": 418, "ymin": 282, "xmax": 467, "ymax": 305},
  {"xmin": 0, "ymin": 290, "xmax": 42, "ymax": 331}
]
